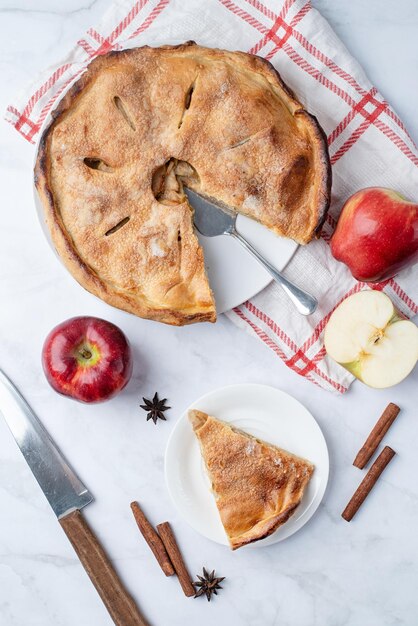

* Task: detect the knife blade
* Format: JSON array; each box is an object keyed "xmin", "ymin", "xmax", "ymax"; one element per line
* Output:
[
  {"xmin": 0, "ymin": 368, "xmax": 148, "ymax": 626},
  {"xmin": 0, "ymin": 368, "xmax": 93, "ymax": 518}
]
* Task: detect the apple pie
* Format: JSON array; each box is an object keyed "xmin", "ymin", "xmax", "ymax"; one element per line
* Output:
[
  {"xmin": 35, "ymin": 42, "xmax": 331, "ymax": 325},
  {"xmin": 189, "ymin": 409, "xmax": 314, "ymax": 549}
]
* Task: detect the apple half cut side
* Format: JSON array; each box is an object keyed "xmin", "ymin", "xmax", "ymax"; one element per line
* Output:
[{"xmin": 324, "ymin": 291, "xmax": 418, "ymax": 388}]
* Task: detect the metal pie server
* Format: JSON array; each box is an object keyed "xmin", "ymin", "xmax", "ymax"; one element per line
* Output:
[
  {"xmin": 185, "ymin": 188, "xmax": 317, "ymax": 316},
  {"xmin": 0, "ymin": 369, "xmax": 147, "ymax": 626}
]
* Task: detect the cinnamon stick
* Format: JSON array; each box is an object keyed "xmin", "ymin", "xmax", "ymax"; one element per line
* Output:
[
  {"xmin": 354, "ymin": 403, "xmax": 400, "ymax": 469},
  {"xmin": 156, "ymin": 522, "xmax": 195, "ymax": 597},
  {"xmin": 130, "ymin": 502, "xmax": 175, "ymax": 577},
  {"xmin": 342, "ymin": 446, "xmax": 395, "ymax": 522}
]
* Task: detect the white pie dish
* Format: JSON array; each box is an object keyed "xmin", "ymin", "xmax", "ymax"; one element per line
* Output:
[{"xmin": 32, "ymin": 43, "xmax": 299, "ymax": 316}]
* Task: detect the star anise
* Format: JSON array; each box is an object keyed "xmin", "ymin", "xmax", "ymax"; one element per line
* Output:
[
  {"xmin": 194, "ymin": 567, "xmax": 225, "ymax": 601},
  {"xmin": 140, "ymin": 393, "xmax": 170, "ymax": 424}
]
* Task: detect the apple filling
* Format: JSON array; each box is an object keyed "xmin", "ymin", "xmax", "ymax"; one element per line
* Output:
[{"xmin": 151, "ymin": 159, "xmax": 200, "ymax": 206}]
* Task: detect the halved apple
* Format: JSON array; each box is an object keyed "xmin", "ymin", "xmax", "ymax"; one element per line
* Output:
[{"xmin": 324, "ymin": 291, "xmax": 418, "ymax": 388}]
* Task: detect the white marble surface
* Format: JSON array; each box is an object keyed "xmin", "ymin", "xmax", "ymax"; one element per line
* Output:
[{"xmin": 0, "ymin": 1, "xmax": 418, "ymax": 625}]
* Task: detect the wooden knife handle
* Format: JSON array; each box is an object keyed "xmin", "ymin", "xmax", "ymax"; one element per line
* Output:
[{"xmin": 60, "ymin": 509, "xmax": 148, "ymax": 626}]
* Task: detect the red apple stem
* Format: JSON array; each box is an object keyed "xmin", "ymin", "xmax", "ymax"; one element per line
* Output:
[{"xmin": 80, "ymin": 348, "xmax": 92, "ymax": 360}]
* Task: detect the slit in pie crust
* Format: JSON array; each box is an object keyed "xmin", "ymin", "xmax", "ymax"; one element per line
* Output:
[
  {"xmin": 189, "ymin": 409, "xmax": 314, "ymax": 549},
  {"xmin": 35, "ymin": 42, "xmax": 331, "ymax": 326}
]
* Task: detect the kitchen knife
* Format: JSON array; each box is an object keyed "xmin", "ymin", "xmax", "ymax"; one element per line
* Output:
[{"xmin": 0, "ymin": 368, "xmax": 148, "ymax": 626}]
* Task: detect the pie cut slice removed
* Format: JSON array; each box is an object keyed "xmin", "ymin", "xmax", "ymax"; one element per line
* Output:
[
  {"xmin": 189, "ymin": 409, "xmax": 314, "ymax": 549},
  {"xmin": 34, "ymin": 43, "xmax": 331, "ymax": 326}
]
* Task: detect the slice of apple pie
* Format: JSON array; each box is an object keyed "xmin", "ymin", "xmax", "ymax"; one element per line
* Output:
[
  {"xmin": 189, "ymin": 409, "xmax": 314, "ymax": 549},
  {"xmin": 35, "ymin": 42, "xmax": 330, "ymax": 325}
]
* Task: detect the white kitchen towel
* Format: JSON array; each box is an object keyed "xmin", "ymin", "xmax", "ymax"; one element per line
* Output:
[{"xmin": 5, "ymin": 0, "xmax": 418, "ymax": 393}]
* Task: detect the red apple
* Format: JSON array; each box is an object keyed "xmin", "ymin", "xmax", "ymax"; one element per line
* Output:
[
  {"xmin": 331, "ymin": 188, "xmax": 418, "ymax": 282},
  {"xmin": 42, "ymin": 316, "xmax": 133, "ymax": 403}
]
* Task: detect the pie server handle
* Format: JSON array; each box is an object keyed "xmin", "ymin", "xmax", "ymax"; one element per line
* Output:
[
  {"xmin": 60, "ymin": 509, "xmax": 149, "ymax": 626},
  {"xmin": 231, "ymin": 230, "xmax": 318, "ymax": 316}
]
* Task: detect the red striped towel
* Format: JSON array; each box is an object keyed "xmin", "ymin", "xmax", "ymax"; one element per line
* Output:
[{"xmin": 6, "ymin": 0, "xmax": 418, "ymax": 392}]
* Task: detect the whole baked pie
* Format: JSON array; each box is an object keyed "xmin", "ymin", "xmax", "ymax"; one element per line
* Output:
[
  {"xmin": 35, "ymin": 42, "xmax": 331, "ymax": 326},
  {"xmin": 189, "ymin": 410, "xmax": 314, "ymax": 549}
]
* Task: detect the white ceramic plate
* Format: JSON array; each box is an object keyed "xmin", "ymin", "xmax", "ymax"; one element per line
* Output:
[{"xmin": 165, "ymin": 384, "xmax": 329, "ymax": 548}]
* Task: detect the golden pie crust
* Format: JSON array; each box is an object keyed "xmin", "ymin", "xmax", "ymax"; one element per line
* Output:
[
  {"xmin": 189, "ymin": 409, "xmax": 314, "ymax": 549},
  {"xmin": 35, "ymin": 42, "xmax": 331, "ymax": 326}
]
